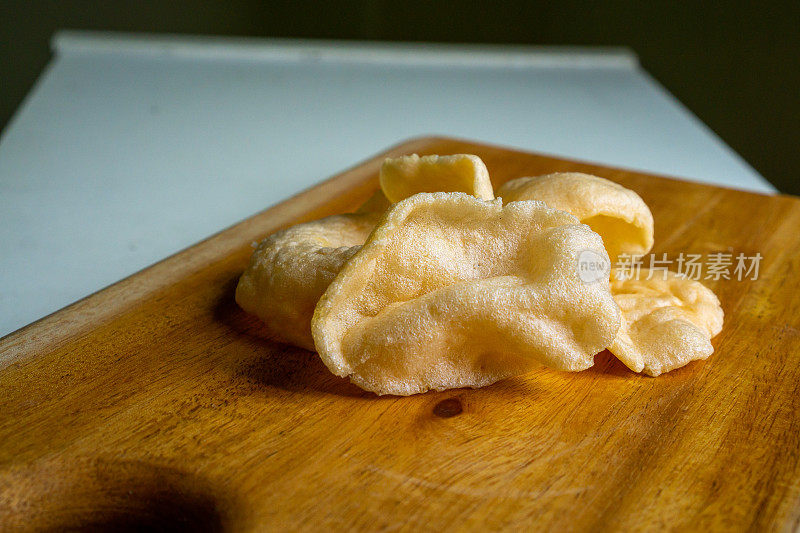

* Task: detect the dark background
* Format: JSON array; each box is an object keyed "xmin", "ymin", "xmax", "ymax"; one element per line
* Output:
[{"xmin": 1, "ymin": 1, "xmax": 797, "ymax": 193}]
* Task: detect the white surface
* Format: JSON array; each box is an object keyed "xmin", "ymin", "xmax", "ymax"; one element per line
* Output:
[{"xmin": 0, "ymin": 31, "xmax": 774, "ymax": 337}]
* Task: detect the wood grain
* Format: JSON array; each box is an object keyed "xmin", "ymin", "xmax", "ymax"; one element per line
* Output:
[{"xmin": 1, "ymin": 137, "xmax": 799, "ymax": 532}]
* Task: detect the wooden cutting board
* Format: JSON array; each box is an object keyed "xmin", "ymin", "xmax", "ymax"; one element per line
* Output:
[{"xmin": 1, "ymin": 137, "xmax": 799, "ymax": 532}]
